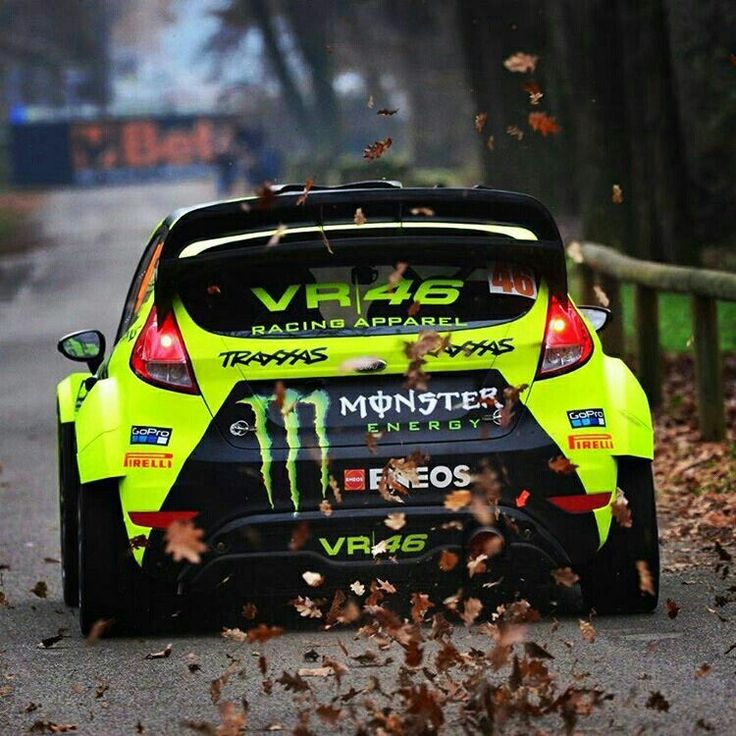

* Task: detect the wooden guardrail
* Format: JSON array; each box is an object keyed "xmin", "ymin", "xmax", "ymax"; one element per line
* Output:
[{"xmin": 573, "ymin": 242, "xmax": 736, "ymax": 441}]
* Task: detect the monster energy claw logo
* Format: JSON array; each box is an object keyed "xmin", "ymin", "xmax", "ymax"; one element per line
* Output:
[{"xmin": 238, "ymin": 389, "xmax": 330, "ymax": 511}]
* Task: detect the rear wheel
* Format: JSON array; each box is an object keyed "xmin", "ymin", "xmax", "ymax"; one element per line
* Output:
[
  {"xmin": 78, "ymin": 480, "xmax": 152, "ymax": 635},
  {"xmin": 579, "ymin": 458, "xmax": 659, "ymax": 614},
  {"xmin": 58, "ymin": 418, "xmax": 79, "ymax": 607}
]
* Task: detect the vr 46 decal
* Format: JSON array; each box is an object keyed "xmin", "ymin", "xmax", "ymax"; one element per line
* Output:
[{"xmin": 319, "ymin": 533, "xmax": 428, "ymax": 557}]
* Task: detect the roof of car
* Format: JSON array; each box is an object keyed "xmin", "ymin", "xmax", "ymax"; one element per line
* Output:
[{"xmin": 153, "ymin": 182, "xmax": 569, "ymax": 310}]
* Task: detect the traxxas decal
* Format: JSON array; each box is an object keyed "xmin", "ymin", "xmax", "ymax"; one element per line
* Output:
[
  {"xmin": 444, "ymin": 338, "xmax": 514, "ymax": 358},
  {"xmin": 219, "ymin": 347, "xmax": 327, "ymax": 368}
]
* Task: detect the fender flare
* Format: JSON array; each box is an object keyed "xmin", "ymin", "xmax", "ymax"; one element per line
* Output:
[{"xmin": 56, "ymin": 373, "xmax": 90, "ymax": 424}]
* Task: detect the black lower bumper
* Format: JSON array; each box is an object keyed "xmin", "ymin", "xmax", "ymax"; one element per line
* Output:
[{"xmin": 141, "ymin": 504, "xmax": 589, "ymax": 612}]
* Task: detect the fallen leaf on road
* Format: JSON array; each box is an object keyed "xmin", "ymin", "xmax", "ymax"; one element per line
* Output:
[
  {"xmin": 38, "ymin": 628, "xmax": 68, "ymax": 649},
  {"xmin": 145, "ymin": 643, "xmax": 172, "ymax": 660},
  {"xmin": 695, "ymin": 663, "xmax": 711, "ymax": 678},
  {"xmin": 297, "ymin": 666, "xmax": 334, "ymax": 678},
  {"xmin": 30, "ymin": 581, "xmax": 48, "ymax": 598},
  {"xmin": 246, "ymin": 624, "xmax": 284, "ymax": 644},
  {"xmin": 666, "ymin": 598, "xmax": 680, "ymax": 619},
  {"xmin": 645, "ymin": 690, "xmax": 670, "ymax": 712},
  {"xmin": 460, "ymin": 597, "xmax": 483, "ymax": 626},
  {"xmin": 578, "ymin": 619, "xmax": 596, "ymax": 643}
]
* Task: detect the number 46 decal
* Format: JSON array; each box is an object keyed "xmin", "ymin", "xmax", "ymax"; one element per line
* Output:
[{"xmin": 488, "ymin": 261, "xmax": 537, "ymax": 299}]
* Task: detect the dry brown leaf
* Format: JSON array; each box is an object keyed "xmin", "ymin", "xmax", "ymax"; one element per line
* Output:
[
  {"xmin": 636, "ymin": 560, "xmax": 655, "ymax": 595},
  {"xmin": 30, "ymin": 581, "xmax": 48, "ymax": 598},
  {"xmin": 144, "ymin": 643, "xmax": 172, "ymax": 660},
  {"xmin": 85, "ymin": 619, "xmax": 113, "ymax": 644},
  {"xmin": 460, "ymin": 598, "xmax": 483, "ymax": 626},
  {"xmin": 548, "ymin": 455, "xmax": 579, "ymax": 475},
  {"xmin": 295, "ymin": 177, "xmax": 314, "ymax": 206},
  {"xmin": 363, "ymin": 137, "xmax": 392, "ymax": 160},
  {"xmin": 297, "ymin": 666, "xmax": 334, "ymax": 678},
  {"xmin": 474, "ymin": 112, "xmax": 488, "ymax": 133},
  {"xmin": 645, "ymin": 691, "xmax": 670, "ymax": 712},
  {"xmin": 410, "ymin": 592, "xmax": 434, "ymax": 624},
  {"xmin": 164, "ymin": 520, "xmax": 206, "ymax": 564},
  {"xmin": 377, "ymin": 108, "xmax": 399, "ymax": 116},
  {"xmin": 384, "ymin": 513, "xmax": 406, "ymax": 530},
  {"xmin": 367, "ymin": 95, "xmax": 374, "ymax": 109},
  {"xmin": 221, "ymin": 627, "xmax": 248, "ymax": 642},
  {"xmin": 552, "ymin": 567, "xmax": 580, "ymax": 587},
  {"xmin": 695, "ymin": 663, "xmax": 711, "ymax": 678},
  {"xmin": 371, "ymin": 539, "xmax": 388, "ymax": 557},
  {"xmin": 612, "ymin": 488, "xmax": 633, "ymax": 528},
  {"xmin": 486, "ymin": 135, "xmax": 495, "ymax": 150},
  {"xmin": 266, "ymin": 224, "xmax": 288, "ymax": 247},
  {"xmin": 246, "ymin": 624, "xmax": 284, "ymax": 644},
  {"xmin": 567, "ymin": 240, "xmax": 584, "ymax": 263},
  {"xmin": 522, "ymin": 81, "xmax": 544, "ymax": 105},
  {"xmin": 302, "ymin": 571, "xmax": 325, "ymax": 588},
  {"xmin": 528, "ymin": 112, "xmax": 561, "ymax": 136},
  {"xmin": 665, "ymin": 598, "xmax": 680, "ymax": 619},
  {"xmin": 444, "ymin": 489, "xmax": 472, "ymax": 512},
  {"xmin": 593, "ymin": 284, "xmax": 610, "ymax": 307},
  {"xmin": 578, "ymin": 619, "xmax": 596, "ymax": 643},
  {"xmin": 350, "ymin": 580, "xmax": 365, "ymax": 596},
  {"xmin": 467, "ymin": 554, "xmax": 488, "ymax": 578},
  {"xmin": 611, "ymin": 184, "xmax": 623, "ymax": 204},
  {"xmin": 503, "ymin": 52, "xmax": 538, "ymax": 73},
  {"xmin": 376, "ymin": 578, "xmax": 397, "ymax": 594},
  {"xmin": 289, "ymin": 521, "xmax": 310, "ymax": 551},
  {"xmin": 506, "ymin": 124, "xmax": 524, "ymax": 141},
  {"xmin": 353, "ymin": 207, "xmax": 367, "ymax": 226},
  {"xmin": 319, "ymin": 499, "xmax": 333, "ymax": 517},
  {"xmin": 290, "ymin": 596, "xmax": 323, "ymax": 619},
  {"xmin": 438, "ymin": 550, "xmax": 459, "ymax": 572},
  {"xmin": 409, "ymin": 207, "xmax": 435, "ymax": 216}
]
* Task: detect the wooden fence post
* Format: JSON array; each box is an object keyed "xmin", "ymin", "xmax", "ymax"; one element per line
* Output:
[
  {"xmin": 600, "ymin": 275, "xmax": 624, "ymax": 357},
  {"xmin": 635, "ymin": 285, "xmax": 661, "ymax": 407},
  {"xmin": 691, "ymin": 295, "xmax": 725, "ymax": 440}
]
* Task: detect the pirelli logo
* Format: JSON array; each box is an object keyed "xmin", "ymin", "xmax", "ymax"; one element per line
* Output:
[
  {"xmin": 124, "ymin": 451, "xmax": 173, "ymax": 469},
  {"xmin": 567, "ymin": 433, "xmax": 614, "ymax": 450}
]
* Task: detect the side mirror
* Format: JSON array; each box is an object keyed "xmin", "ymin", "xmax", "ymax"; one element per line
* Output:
[
  {"xmin": 578, "ymin": 306, "xmax": 611, "ymax": 332},
  {"xmin": 57, "ymin": 330, "xmax": 106, "ymax": 374}
]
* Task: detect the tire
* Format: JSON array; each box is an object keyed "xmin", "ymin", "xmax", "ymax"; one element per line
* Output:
[
  {"xmin": 58, "ymin": 418, "xmax": 79, "ymax": 607},
  {"xmin": 579, "ymin": 458, "xmax": 660, "ymax": 614},
  {"xmin": 78, "ymin": 479, "xmax": 152, "ymax": 635}
]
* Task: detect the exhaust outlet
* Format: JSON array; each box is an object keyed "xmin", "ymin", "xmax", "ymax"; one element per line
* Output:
[{"xmin": 467, "ymin": 527, "xmax": 506, "ymax": 560}]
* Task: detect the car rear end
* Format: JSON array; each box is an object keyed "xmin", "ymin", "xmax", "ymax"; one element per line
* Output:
[{"xmin": 118, "ymin": 186, "xmax": 616, "ymax": 613}]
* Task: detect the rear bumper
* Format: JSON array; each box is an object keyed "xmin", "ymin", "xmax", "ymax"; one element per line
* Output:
[{"xmin": 141, "ymin": 503, "xmax": 595, "ymax": 608}]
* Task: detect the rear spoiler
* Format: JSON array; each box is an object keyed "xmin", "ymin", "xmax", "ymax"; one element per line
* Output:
[{"xmin": 155, "ymin": 183, "xmax": 567, "ymax": 312}]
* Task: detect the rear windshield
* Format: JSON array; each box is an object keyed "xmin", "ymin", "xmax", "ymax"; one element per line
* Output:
[{"xmin": 177, "ymin": 246, "xmax": 538, "ymax": 338}]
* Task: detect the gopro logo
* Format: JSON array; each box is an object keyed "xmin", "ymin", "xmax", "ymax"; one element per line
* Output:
[{"xmin": 567, "ymin": 409, "xmax": 606, "ymax": 428}]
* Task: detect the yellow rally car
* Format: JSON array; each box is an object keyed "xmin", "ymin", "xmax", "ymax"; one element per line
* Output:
[{"xmin": 56, "ymin": 182, "xmax": 658, "ymax": 633}]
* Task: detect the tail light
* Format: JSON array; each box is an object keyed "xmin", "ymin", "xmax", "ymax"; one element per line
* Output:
[
  {"xmin": 537, "ymin": 295, "xmax": 593, "ymax": 378},
  {"xmin": 130, "ymin": 307, "xmax": 199, "ymax": 394}
]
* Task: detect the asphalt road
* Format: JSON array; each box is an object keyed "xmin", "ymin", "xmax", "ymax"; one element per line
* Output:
[{"xmin": 1, "ymin": 182, "xmax": 735, "ymax": 735}]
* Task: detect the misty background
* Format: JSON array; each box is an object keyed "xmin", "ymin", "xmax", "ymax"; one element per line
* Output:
[{"xmin": 1, "ymin": 0, "xmax": 734, "ymax": 267}]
